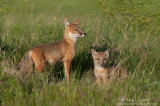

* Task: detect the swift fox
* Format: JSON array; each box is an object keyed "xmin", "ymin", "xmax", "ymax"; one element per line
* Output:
[
  {"xmin": 91, "ymin": 49, "xmax": 128, "ymax": 87},
  {"xmin": 18, "ymin": 18, "xmax": 86, "ymax": 84}
]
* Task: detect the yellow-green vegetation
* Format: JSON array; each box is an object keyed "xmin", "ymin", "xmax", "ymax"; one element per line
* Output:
[
  {"xmin": 0, "ymin": 0, "xmax": 160, "ymax": 105},
  {"xmin": 0, "ymin": 0, "xmax": 15, "ymax": 16}
]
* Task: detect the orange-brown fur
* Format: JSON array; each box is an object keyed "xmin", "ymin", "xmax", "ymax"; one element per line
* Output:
[
  {"xmin": 91, "ymin": 49, "xmax": 128, "ymax": 87},
  {"xmin": 18, "ymin": 18, "xmax": 86, "ymax": 84}
]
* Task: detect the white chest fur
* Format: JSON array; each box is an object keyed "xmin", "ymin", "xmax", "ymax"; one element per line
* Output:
[
  {"xmin": 95, "ymin": 65, "xmax": 104, "ymax": 71},
  {"xmin": 48, "ymin": 59, "xmax": 55, "ymax": 64},
  {"xmin": 68, "ymin": 32, "xmax": 77, "ymax": 42},
  {"xmin": 94, "ymin": 65, "xmax": 106, "ymax": 78}
]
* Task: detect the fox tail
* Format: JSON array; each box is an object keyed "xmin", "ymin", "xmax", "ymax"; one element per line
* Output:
[{"xmin": 18, "ymin": 51, "xmax": 33, "ymax": 72}]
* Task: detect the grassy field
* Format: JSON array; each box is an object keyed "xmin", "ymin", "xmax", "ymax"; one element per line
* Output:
[{"xmin": 0, "ymin": 0, "xmax": 160, "ymax": 105}]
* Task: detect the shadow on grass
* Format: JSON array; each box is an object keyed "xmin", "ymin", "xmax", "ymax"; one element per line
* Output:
[
  {"xmin": 71, "ymin": 47, "xmax": 94, "ymax": 81},
  {"xmin": 0, "ymin": 38, "xmax": 14, "ymax": 60},
  {"xmin": 47, "ymin": 62, "xmax": 64, "ymax": 83}
]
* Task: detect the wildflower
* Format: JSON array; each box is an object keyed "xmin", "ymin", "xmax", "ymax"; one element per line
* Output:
[{"xmin": 25, "ymin": 0, "xmax": 29, "ymax": 3}]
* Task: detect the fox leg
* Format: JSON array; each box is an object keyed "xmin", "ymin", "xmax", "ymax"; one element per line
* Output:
[
  {"xmin": 103, "ymin": 77, "xmax": 109, "ymax": 85},
  {"xmin": 30, "ymin": 51, "xmax": 45, "ymax": 72},
  {"xmin": 96, "ymin": 78, "xmax": 101, "ymax": 88},
  {"xmin": 63, "ymin": 60, "xmax": 71, "ymax": 84}
]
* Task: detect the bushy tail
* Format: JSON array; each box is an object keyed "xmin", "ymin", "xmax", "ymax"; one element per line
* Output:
[
  {"xmin": 2, "ymin": 52, "xmax": 34, "ymax": 81},
  {"xmin": 18, "ymin": 51, "xmax": 33, "ymax": 73}
]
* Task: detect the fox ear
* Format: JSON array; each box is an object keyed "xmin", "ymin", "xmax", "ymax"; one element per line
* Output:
[
  {"xmin": 74, "ymin": 18, "xmax": 80, "ymax": 24},
  {"xmin": 91, "ymin": 49, "xmax": 97, "ymax": 56},
  {"xmin": 105, "ymin": 49, "xmax": 110, "ymax": 56},
  {"xmin": 64, "ymin": 18, "xmax": 70, "ymax": 27}
]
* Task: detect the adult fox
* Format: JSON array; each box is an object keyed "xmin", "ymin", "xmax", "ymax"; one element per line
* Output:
[{"xmin": 18, "ymin": 18, "xmax": 86, "ymax": 84}]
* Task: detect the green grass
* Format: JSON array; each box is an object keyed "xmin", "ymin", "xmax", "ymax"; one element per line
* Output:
[{"xmin": 0, "ymin": 0, "xmax": 160, "ymax": 105}]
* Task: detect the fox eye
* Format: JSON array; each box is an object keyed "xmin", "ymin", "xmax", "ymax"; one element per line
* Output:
[
  {"xmin": 103, "ymin": 59, "xmax": 106, "ymax": 60},
  {"xmin": 97, "ymin": 58, "xmax": 99, "ymax": 60},
  {"xmin": 75, "ymin": 29, "xmax": 78, "ymax": 31}
]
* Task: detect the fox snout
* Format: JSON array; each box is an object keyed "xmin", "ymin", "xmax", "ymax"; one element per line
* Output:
[
  {"xmin": 83, "ymin": 33, "xmax": 87, "ymax": 36},
  {"xmin": 77, "ymin": 29, "xmax": 86, "ymax": 37},
  {"xmin": 98, "ymin": 62, "xmax": 105, "ymax": 66},
  {"xmin": 80, "ymin": 32, "xmax": 86, "ymax": 37}
]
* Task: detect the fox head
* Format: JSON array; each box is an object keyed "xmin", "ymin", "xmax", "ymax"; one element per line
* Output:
[
  {"xmin": 91, "ymin": 49, "xmax": 110, "ymax": 67},
  {"xmin": 64, "ymin": 18, "xmax": 86, "ymax": 42}
]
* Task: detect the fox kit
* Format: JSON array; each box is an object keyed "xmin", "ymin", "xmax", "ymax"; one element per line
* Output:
[
  {"xmin": 91, "ymin": 49, "xmax": 128, "ymax": 87},
  {"xmin": 18, "ymin": 18, "xmax": 86, "ymax": 84}
]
